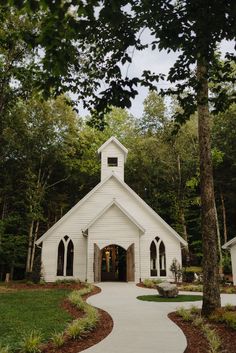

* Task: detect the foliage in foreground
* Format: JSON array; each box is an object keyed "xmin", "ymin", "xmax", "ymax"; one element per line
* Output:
[
  {"xmin": 0, "ymin": 344, "xmax": 11, "ymax": 353},
  {"xmin": 50, "ymin": 331, "xmax": 65, "ymax": 348},
  {"xmin": 176, "ymin": 306, "xmax": 222, "ymax": 353},
  {"xmin": 19, "ymin": 330, "xmax": 42, "ymax": 353},
  {"xmin": 66, "ymin": 285, "xmax": 99, "ymax": 340},
  {"xmin": 176, "ymin": 305, "xmax": 236, "ymax": 352}
]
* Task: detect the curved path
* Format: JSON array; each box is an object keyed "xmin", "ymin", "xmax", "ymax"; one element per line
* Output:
[
  {"xmin": 84, "ymin": 283, "xmax": 236, "ymax": 353},
  {"xmin": 84, "ymin": 283, "xmax": 188, "ymax": 353}
]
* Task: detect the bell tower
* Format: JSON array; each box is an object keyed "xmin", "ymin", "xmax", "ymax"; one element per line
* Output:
[{"xmin": 97, "ymin": 136, "xmax": 128, "ymax": 182}]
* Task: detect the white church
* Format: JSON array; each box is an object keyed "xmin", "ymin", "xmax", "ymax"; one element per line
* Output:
[{"xmin": 36, "ymin": 136, "xmax": 186, "ymax": 283}]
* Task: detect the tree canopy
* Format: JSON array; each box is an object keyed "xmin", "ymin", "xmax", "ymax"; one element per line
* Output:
[{"xmin": 2, "ymin": 0, "xmax": 236, "ymax": 315}]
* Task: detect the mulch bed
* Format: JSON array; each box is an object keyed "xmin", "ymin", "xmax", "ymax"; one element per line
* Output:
[
  {"xmin": 169, "ymin": 312, "xmax": 236, "ymax": 353},
  {"xmin": 41, "ymin": 285, "xmax": 113, "ymax": 353},
  {"xmin": 169, "ymin": 312, "xmax": 209, "ymax": 353},
  {"xmin": 4, "ymin": 282, "xmax": 84, "ymax": 290}
]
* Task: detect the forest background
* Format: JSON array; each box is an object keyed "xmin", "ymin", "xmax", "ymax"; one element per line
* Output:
[
  {"xmin": 0, "ymin": 2, "xmax": 235, "ymax": 283},
  {"xmin": 0, "ymin": 90, "xmax": 235, "ymax": 280}
]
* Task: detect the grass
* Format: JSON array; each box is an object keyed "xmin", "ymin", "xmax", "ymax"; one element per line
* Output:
[
  {"xmin": 0, "ymin": 289, "xmax": 72, "ymax": 350},
  {"xmin": 184, "ymin": 266, "xmax": 202, "ymax": 273},
  {"xmin": 137, "ymin": 294, "xmax": 202, "ymax": 302}
]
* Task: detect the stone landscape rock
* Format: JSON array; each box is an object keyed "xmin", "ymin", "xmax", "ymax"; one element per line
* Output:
[{"xmin": 156, "ymin": 282, "xmax": 179, "ymax": 298}]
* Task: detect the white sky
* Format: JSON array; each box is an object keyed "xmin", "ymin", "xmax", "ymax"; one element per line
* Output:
[{"xmin": 77, "ymin": 38, "xmax": 235, "ymax": 119}]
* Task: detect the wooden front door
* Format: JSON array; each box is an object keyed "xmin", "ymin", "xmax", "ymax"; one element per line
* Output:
[
  {"xmin": 94, "ymin": 243, "xmax": 101, "ymax": 282},
  {"xmin": 127, "ymin": 243, "xmax": 135, "ymax": 281}
]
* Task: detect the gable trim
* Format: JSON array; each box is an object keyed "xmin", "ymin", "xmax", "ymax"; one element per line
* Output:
[
  {"xmin": 97, "ymin": 136, "xmax": 128, "ymax": 159},
  {"xmin": 36, "ymin": 174, "xmax": 187, "ymax": 246},
  {"xmin": 83, "ymin": 199, "xmax": 145, "ymax": 234},
  {"xmin": 222, "ymin": 237, "xmax": 236, "ymax": 249},
  {"xmin": 36, "ymin": 175, "xmax": 111, "ymax": 244},
  {"xmin": 113, "ymin": 175, "xmax": 187, "ymax": 246}
]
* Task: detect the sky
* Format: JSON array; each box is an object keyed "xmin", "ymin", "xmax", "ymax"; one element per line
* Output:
[{"xmin": 77, "ymin": 35, "xmax": 235, "ymax": 119}]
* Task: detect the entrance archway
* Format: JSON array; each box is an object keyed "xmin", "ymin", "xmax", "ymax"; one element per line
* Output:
[{"xmin": 101, "ymin": 245, "xmax": 127, "ymax": 281}]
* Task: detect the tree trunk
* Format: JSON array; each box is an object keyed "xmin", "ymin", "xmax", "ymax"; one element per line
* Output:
[
  {"xmin": 30, "ymin": 220, "xmax": 40, "ymax": 272},
  {"xmin": 177, "ymin": 154, "xmax": 189, "ymax": 253},
  {"xmin": 220, "ymin": 191, "xmax": 227, "ymax": 244},
  {"xmin": 215, "ymin": 202, "xmax": 223, "ymax": 274},
  {"xmin": 26, "ymin": 218, "xmax": 34, "ymax": 273},
  {"xmin": 197, "ymin": 58, "xmax": 221, "ymax": 316}
]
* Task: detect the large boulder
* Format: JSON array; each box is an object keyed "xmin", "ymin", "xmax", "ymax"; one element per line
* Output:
[{"xmin": 156, "ymin": 282, "xmax": 179, "ymax": 298}]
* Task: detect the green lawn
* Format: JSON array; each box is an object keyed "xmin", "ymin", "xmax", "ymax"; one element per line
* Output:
[
  {"xmin": 0, "ymin": 289, "xmax": 72, "ymax": 350},
  {"xmin": 137, "ymin": 294, "xmax": 203, "ymax": 302}
]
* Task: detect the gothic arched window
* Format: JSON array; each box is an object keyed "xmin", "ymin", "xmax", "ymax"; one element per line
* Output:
[
  {"xmin": 56, "ymin": 236, "xmax": 74, "ymax": 276},
  {"xmin": 57, "ymin": 240, "xmax": 64, "ymax": 276},
  {"xmin": 159, "ymin": 241, "xmax": 166, "ymax": 276},
  {"xmin": 150, "ymin": 241, "xmax": 157, "ymax": 276},
  {"xmin": 150, "ymin": 237, "xmax": 166, "ymax": 277},
  {"xmin": 66, "ymin": 240, "xmax": 74, "ymax": 276}
]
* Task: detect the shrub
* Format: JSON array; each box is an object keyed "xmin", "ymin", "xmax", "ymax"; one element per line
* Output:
[
  {"xmin": 51, "ymin": 332, "xmax": 65, "ymax": 348},
  {"xmin": 176, "ymin": 307, "xmax": 193, "ymax": 321},
  {"xmin": 193, "ymin": 316, "xmax": 204, "ymax": 328},
  {"xmin": 190, "ymin": 305, "xmax": 199, "ymax": 315},
  {"xmin": 223, "ymin": 312, "xmax": 236, "ymax": 330},
  {"xmin": 84, "ymin": 305, "xmax": 99, "ymax": 327},
  {"xmin": 142, "ymin": 279, "xmax": 156, "ymax": 288},
  {"xmin": 182, "ymin": 270, "xmax": 195, "ymax": 283},
  {"xmin": 78, "ymin": 284, "xmax": 93, "ymax": 296},
  {"xmin": 222, "ymin": 286, "xmax": 236, "ymax": 294},
  {"xmin": 20, "ymin": 330, "xmax": 42, "ymax": 353},
  {"xmin": 67, "ymin": 286, "xmax": 99, "ymax": 340},
  {"xmin": 222, "ymin": 252, "xmax": 232, "ymax": 275},
  {"xmin": 180, "ymin": 284, "xmax": 203, "ymax": 292},
  {"xmin": 170, "ymin": 259, "xmax": 182, "ymax": 283},
  {"xmin": 202, "ymin": 325, "xmax": 221, "ymax": 353},
  {"xmin": 209, "ymin": 309, "xmax": 225, "ymax": 323},
  {"xmin": 224, "ymin": 303, "xmax": 234, "ymax": 311},
  {"xmin": 66, "ymin": 319, "xmax": 87, "ymax": 339},
  {"xmin": 0, "ymin": 344, "xmax": 11, "ymax": 353},
  {"xmin": 68, "ymin": 291, "xmax": 85, "ymax": 310}
]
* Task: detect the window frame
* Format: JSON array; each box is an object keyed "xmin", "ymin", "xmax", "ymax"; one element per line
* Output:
[{"xmin": 107, "ymin": 157, "xmax": 118, "ymax": 167}]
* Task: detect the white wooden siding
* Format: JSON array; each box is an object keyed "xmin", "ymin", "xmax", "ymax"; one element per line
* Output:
[
  {"xmin": 100, "ymin": 141, "xmax": 125, "ymax": 181},
  {"xmin": 230, "ymin": 246, "xmax": 236, "ymax": 285},
  {"xmin": 41, "ymin": 176, "xmax": 182, "ymax": 282},
  {"xmin": 87, "ymin": 204, "xmax": 140, "ymax": 282}
]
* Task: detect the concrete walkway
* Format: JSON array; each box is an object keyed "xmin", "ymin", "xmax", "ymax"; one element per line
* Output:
[{"xmin": 83, "ymin": 283, "xmax": 236, "ymax": 353}]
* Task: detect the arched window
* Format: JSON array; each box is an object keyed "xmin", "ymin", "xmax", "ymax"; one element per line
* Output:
[
  {"xmin": 150, "ymin": 238, "xmax": 166, "ymax": 277},
  {"xmin": 57, "ymin": 240, "xmax": 64, "ymax": 276},
  {"xmin": 159, "ymin": 241, "xmax": 166, "ymax": 276},
  {"xmin": 150, "ymin": 241, "xmax": 157, "ymax": 276},
  {"xmin": 56, "ymin": 236, "xmax": 74, "ymax": 276},
  {"xmin": 66, "ymin": 240, "xmax": 74, "ymax": 276}
]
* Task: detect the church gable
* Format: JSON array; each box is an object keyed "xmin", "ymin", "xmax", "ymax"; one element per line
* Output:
[
  {"xmin": 84, "ymin": 200, "xmax": 145, "ymax": 235},
  {"xmin": 89, "ymin": 204, "xmax": 141, "ymax": 240}
]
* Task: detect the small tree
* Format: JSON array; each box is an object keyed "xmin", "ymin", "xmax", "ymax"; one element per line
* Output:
[{"xmin": 170, "ymin": 258, "xmax": 182, "ymax": 283}]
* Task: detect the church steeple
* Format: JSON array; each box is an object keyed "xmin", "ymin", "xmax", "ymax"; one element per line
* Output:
[{"xmin": 97, "ymin": 137, "xmax": 128, "ymax": 182}]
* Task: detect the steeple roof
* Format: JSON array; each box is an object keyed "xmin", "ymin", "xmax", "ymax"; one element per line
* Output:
[{"xmin": 97, "ymin": 136, "xmax": 128, "ymax": 161}]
